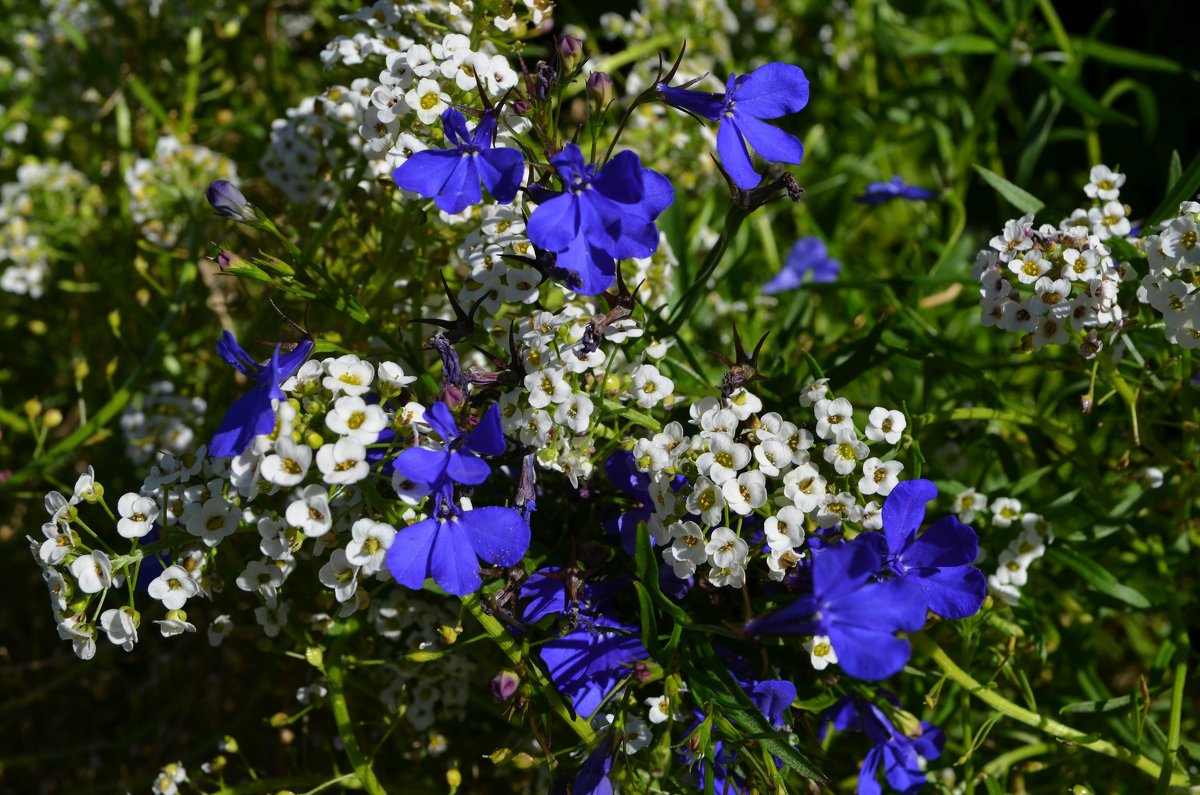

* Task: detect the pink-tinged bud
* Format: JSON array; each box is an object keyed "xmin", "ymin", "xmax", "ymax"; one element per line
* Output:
[
  {"xmin": 587, "ymin": 71, "xmax": 615, "ymax": 113},
  {"xmin": 491, "ymin": 670, "xmax": 520, "ymax": 701},
  {"xmin": 556, "ymin": 35, "xmax": 584, "ymax": 72},
  {"xmin": 441, "ymin": 383, "xmax": 465, "ymax": 409},
  {"xmin": 216, "ymin": 251, "xmax": 238, "ymax": 271},
  {"xmin": 511, "ymin": 99, "xmax": 532, "ymax": 115}
]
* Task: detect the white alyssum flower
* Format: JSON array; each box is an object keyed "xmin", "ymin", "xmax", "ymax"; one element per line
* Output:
[
  {"xmin": 725, "ymin": 388, "xmax": 762, "ymax": 421},
  {"xmin": 721, "ymin": 471, "xmax": 768, "ymax": 516},
  {"xmin": 70, "ymin": 550, "xmax": 113, "ymax": 594},
  {"xmin": 783, "ymin": 463, "xmax": 827, "ymax": 513},
  {"xmin": 525, "ymin": 366, "xmax": 571, "ymax": 408},
  {"xmin": 991, "ymin": 496, "xmax": 1023, "ymax": 528},
  {"xmin": 630, "ymin": 364, "xmax": 674, "ymax": 408},
  {"xmin": 286, "ymin": 484, "xmax": 333, "ymax": 537},
  {"xmin": 864, "ymin": 407, "xmax": 906, "ymax": 445},
  {"xmin": 798, "ymin": 378, "xmax": 829, "ymax": 407},
  {"xmin": 117, "ymin": 492, "xmax": 159, "ymax": 539},
  {"xmin": 156, "ymin": 616, "xmax": 197, "ymax": 637},
  {"xmin": 814, "ymin": 397, "xmax": 854, "ymax": 440},
  {"xmin": 208, "ymin": 614, "xmax": 234, "ymax": 647},
  {"xmin": 696, "ymin": 432, "xmax": 751, "ymax": 485},
  {"xmin": 823, "ymin": 429, "xmax": 869, "ymax": 475},
  {"xmin": 261, "ymin": 437, "xmax": 313, "ymax": 487},
  {"xmin": 708, "ymin": 562, "xmax": 746, "ymax": 588},
  {"xmin": 553, "ymin": 393, "xmax": 594, "ymax": 433},
  {"xmin": 236, "ymin": 560, "xmax": 286, "ymax": 600},
  {"xmin": 804, "ymin": 635, "xmax": 838, "ymax": 671},
  {"xmin": 684, "ymin": 476, "xmax": 726, "ymax": 526},
  {"xmin": 764, "ymin": 506, "xmax": 806, "ymax": 551},
  {"xmin": 99, "ymin": 607, "xmax": 138, "ymax": 651},
  {"xmin": 705, "ymin": 527, "xmax": 749, "ymax": 569},
  {"xmin": 645, "ymin": 695, "xmax": 672, "ymax": 724},
  {"xmin": 953, "ymin": 488, "xmax": 988, "ymax": 523},
  {"xmin": 185, "ymin": 496, "xmax": 240, "ymax": 547},
  {"xmin": 326, "ymin": 395, "xmax": 388, "ymax": 443},
  {"xmin": 345, "ymin": 518, "xmax": 397, "ymax": 575},
  {"xmin": 663, "ymin": 521, "xmax": 708, "ymax": 579},
  {"xmin": 255, "ymin": 602, "xmax": 290, "ymax": 638},
  {"xmin": 319, "ymin": 549, "xmax": 360, "ymax": 603},
  {"xmin": 152, "ymin": 763, "xmax": 187, "ymax": 795},
  {"xmin": 316, "ymin": 437, "xmax": 370, "ymax": 484},
  {"xmin": 405, "ymin": 77, "xmax": 451, "ymax": 125},
  {"xmin": 322, "ymin": 355, "xmax": 375, "ymax": 397},
  {"xmin": 858, "ymin": 458, "xmax": 904, "ymax": 496},
  {"xmin": 622, "ymin": 716, "xmax": 653, "ymax": 754},
  {"xmin": 147, "ymin": 565, "xmax": 200, "ymax": 610},
  {"xmin": 378, "ymin": 360, "xmax": 418, "ymax": 392}
]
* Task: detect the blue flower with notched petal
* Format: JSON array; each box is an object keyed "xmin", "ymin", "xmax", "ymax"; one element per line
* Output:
[
  {"xmin": 763, "ymin": 236, "xmax": 841, "ymax": 295},
  {"xmin": 823, "ymin": 695, "xmax": 945, "ymax": 795},
  {"xmin": 855, "ymin": 176, "xmax": 937, "ymax": 206},
  {"xmin": 745, "ymin": 537, "xmax": 927, "ymax": 680},
  {"xmin": 390, "ymin": 401, "xmax": 506, "ymax": 496},
  {"xmin": 526, "ymin": 143, "xmax": 673, "ymax": 295},
  {"xmin": 210, "ymin": 332, "xmax": 314, "ymax": 458},
  {"xmin": 391, "ymin": 108, "xmax": 525, "ymax": 214},
  {"xmin": 658, "ymin": 63, "xmax": 809, "ymax": 190}
]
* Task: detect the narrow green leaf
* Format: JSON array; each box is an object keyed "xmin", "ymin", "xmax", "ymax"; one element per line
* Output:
[
  {"xmin": 1144, "ymin": 149, "xmax": 1200, "ymax": 230},
  {"xmin": 1075, "ymin": 38, "xmax": 1185, "ymax": 73},
  {"xmin": 600, "ymin": 397, "xmax": 662, "ymax": 432},
  {"xmin": 972, "ymin": 164, "xmax": 1045, "ymax": 214},
  {"xmin": 1061, "ymin": 694, "xmax": 1135, "ymax": 714},
  {"xmin": 908, "ymin": 34, "xmax": 999, "ymax": 55},
  {"xmin": 1030, "ymin": 60, "xmax": 1136, "ymax": 126},
  {"xmin": 1168, "ymin": 150, "xmax": 1183, "ymax": 189},
  {"xmin": 1046, "ymin": 547, "xmax": 1152, "ymax": 609}
]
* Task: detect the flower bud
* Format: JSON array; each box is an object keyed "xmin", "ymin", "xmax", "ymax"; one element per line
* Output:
[
  {"xmin": 205, "ymin": 180, "xmax": 257, "ymax": 223},
  {"xmin": 43, "ymin": 408, "xmax": 63, "ymax": 429},
  {"xmin": 587, "ymin": 71, "xmax": 615, "ymax": 114},
  {"xmin": 557, "ymin": 35, "xmax": 584, "ymax": 72},
  {"xmin": 491, "ymin": 670, "xmax": 521, "ymax": 701},
  {"xmin": 446, "ymin": 768, "xmax": 462, "ymax": 789},
  {"xmin": 216, "ymin": 250, "xmax": 240, "ymax": 271}
]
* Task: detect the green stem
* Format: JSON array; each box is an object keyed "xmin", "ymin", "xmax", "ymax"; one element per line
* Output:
[
  {"xmin": 980, "ymin": 741, "xmax": 1055, "ymax": 778},
  {"xmin": 325, "ymin": 635, "xmax": 387, "ymax": 795},
  {"xmin": 923, "ymin": 639, "xmax": 1191, "ymax": 786},
  {"xmin": 1152, "ymin": 531, "xmax": 1192, "ymax": 795},
  {"xmin": 663, "ymin": 203, "xmax": 749, "ymax": 335},
  {"xmin": 461, "ymin": 593, "xmax": 596, "ymax": 746}
]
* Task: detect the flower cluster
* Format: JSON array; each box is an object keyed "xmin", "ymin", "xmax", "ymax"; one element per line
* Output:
[
  {"xmin": 1139, "ymin": 199, "xmax": 1200, "ymax": 348},
  {"xmin": 0, "ymin": 160, "xmax": 96, "ymax": 297},
  {"xmin": 125, "ymin": 135, "xmax": 239, "ymax": 247}
]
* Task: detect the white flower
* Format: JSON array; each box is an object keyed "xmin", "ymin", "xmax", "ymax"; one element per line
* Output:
[
  {"xmin": 322, "ymin": 355, "xmax": 375, "ymax": 397},
  {"xmin": 705, "ymin": 527, "xmax": 749, "ymax": 569},
  {"xmin": 404, "ymin": 77, "xmax": 451, "ymax": 125},
  {"xmin": 117, "ymin": 492, "xmax": 159, "ymax": 539},
  {"xmin": 1012, "ymin": 528, "xmax": 1047, "ymax": 566},
  {"xmin": 553, "ymin": 394, "xmax": 594, "ymax": 433},
  {"xmin": 814, "ymin": 492, "xmax": 861, "ymax": 528},
  {"xmin": 208, "ymin": 614, "xmax": 234, "ymax": 647},
  {"xmin": 525, "ymin": 366, "xmax": 571, "ymax": 408},
  {"xmin": 814, "ymin": 397, "xmax": 854, "ymax": 440},
  {"xmin": 803, "ymin": 635, "xmax": 838, "ymax": 671},
  {"xmin": 261, "ymin": 437, "xmax": 313, "ymax": 487},
  {"xmin": 823, "ymin": 429, "xmax": 869, "ymax": 475},
  {"xmin": 147, "ymin": 565, "xmax": 199, "ymax": 610},
  {"xmin": 38, "ymin": 520, "xmax": 75, "ymax": 565},
  {"xmin": 71, "ymin": 465, "xmax": 100, "ymax": 504},
  {"xmin": 798, "ymin": 378, "xmax": 829, "ymax": 407},
  {"xmin": 319, "ymin": 549, "xmax": 361, "ymax": 603},
  {"xmin": 378, "ymin": 361, "xmax": 418, "ymax": 392},
  {"xmin": 725, "ymin": 388, "xmax": 762, "ymax": 421},
  {"xmin": 236, "ymin": 560, "xmax": 285, "ymax": 600},
  {"xmin": 1085, "ymin": 164, "xmax": 1125, "ymax": 201},
  {"xmin": 156, "ymin": 617, "xmax": 197, "ymax": 637},
  {"xmin": 645, "ymin": 694, "xmax": 672, "ymax": 724},
  {"xmin": 632, "ymin": 437, "xmax": 670, "ymax": 473},
  {"xmin": 994, "ymin": 549, "xmax": 1029, "ymax": 587},
  {"xmin": 721, "ymin": 471, "xmax": 768, "ymax": 516},
  {"xmin": 860, "ymin": 500, "xmax": 883, "ymax": 530},
  {"xmin": 185, "ymin": 496, "xmax": 240, "ymax": 546},
  {"xmin": 326, "ymin": 395, "xmax": 388, "ymax": 443},
  {"xmin": 286, "ymin": 484, "xmax": 333, "ymax": 538},
  {"xmin": 953, "ymin": 488, "xmax": 988, "ymax": 523},
  {"xmin": 1010, "ymin": 251, "xmax": 1050, "ymax": 284},
  {"xmin": 858, "ymin": 458, "xmax": 904, "ymax": 497},
  {"xmin": 753, "ymin": 438, "xmax": 791, "ymax": 477},
  {"xmin": 1088, "ymin": 200, "xmax": 1131, "ymax": 240},
  {"xmin": 152, "ymin": 763, "xmax": 187, "ymax": 795},
  {"xmin": 865, "ymin": 407, "xmax": 906, "ymax": 445},
  {"xmin": 345, "ymin": 519, "xmax": 397, "ymax": 574},
  {"xmin": 392, "ymin": 468, "xmax": 433, "ymax": 507},
  {"xmin": 517, "ymin": 408, "xmax": 553, "ymax": 447},
  {"xmin": 988, "ymin": 573, "xmax": 1022, "ymax": 605},
  {"xmin": 99, "ymin": 607, "xmax": 138, "ymax": 651},
  {"xmin": 57, "ymin": 615, "xmax": 96, "ymax": 660},
  {"xmin": 991, "ymin": 496, "xmax": 1023, "ymax": 527},
  {"xmin": 663, "ymin": 521, "xmax": 708, "ymax": 579},
  {"xmin": 255, "ymin": 602, "xmax": 290, "ymax": 638},
  {"xmin": 482, "ymin": 53, "xmax": 519, "ymax": 94},
  {"xmin": 764, "ymin": 506, "xmax": 805, "ymax": 551},
  {"xmin": 316, "ymin": 438, "xmax": 370, "ymax": 484},
  {"xmin": 767, "ymin": 546, "xmax": 803, "ymax": 581},
  {"xmin": 622, "ymin": 716, "xmax": 653, "ymax": 754},
  {"xmin": 630, "ymin": 364, "xmax": 674, "ymax": 408},
  {"xmin": 70, "ymin": 550, "xmax": 112, "ymax": 594},
  {"xmin": 405, "ymin": 44, "xmax": 436, "ymax": 77},
  {"xmin": 685, "ymin": 476, "xmax": 726, "ymax": 526},
  {"xmin": 783, "ymin": 463, "xmax": 827, "ymax": 513},
  {"xmin": 696, "ymin": 432, "xmax": 751, "ymax": 485},
  {"xmin": 708, "ymin": 563, "xmax": 746, "ymax": 588}
]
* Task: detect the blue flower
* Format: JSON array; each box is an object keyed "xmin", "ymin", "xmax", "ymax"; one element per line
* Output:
[
  {"xmin": 391, "ymin": 107, "xmax": 525, "ymax": 214},
  {"xmin": 746, "ymin": 537, "xmax": 927, "ymax": 680},
  {"xmin": 390, "ymin": 401, "xmax": 507, "ymax": 496},
  {"xmin": 862, "ymin": 479, "xmax": 986, "ymax": 620},
  {"xmin": 763, "ymin": 236, "xmax": 841, "ymax": 294},
  {"xmin": 526, "ymin": 143, "xmax": 673, "ymax": 295},
  {"xmin": 571, "ymin": 732, "xmax": 616, "ymax": 795},
  {"xmin": 658, "ymin": 63, "xmax": 809, "ymax": 190},
  {"xmin": 823, "ymin": 696, "xmax": 945, "ymax": 795},
  {"xmin": 855, "ymin": 176, "xmax": 937, "ymax": 206},
  {"xmin": 385, "ymin": 501, "xmax": 529, "ymax": 596},
  {"xmin": 209, "ymin": 332, "xmax": 314, "ymax": 458}
]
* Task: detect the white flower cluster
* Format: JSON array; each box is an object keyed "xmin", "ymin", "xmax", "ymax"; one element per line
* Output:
[
  {"xmin": 119, "ymin": 380, "xmax": 207, "ymax": 465},
  {"xmin": 623, "ymin": 379, "xmax": 909, "ymax": 588},
  {"xmin": 1137, "ymin": 200, "xmax": 1200, "ymax": 348},
  {"xmin": 260, "ymin": 0, "xmax": 535, "ymax": 205},
  {"xmin": 125, "ymin": 134, "xmax": 239, "ymax": 247},
  {"xmin": 974, "ymin": 165, "xmax": 1137, "ymax": 354},
  {"xmin": 949, "ymin": 489, "xmax": 1055, "ymax": 605},
  {"xmin": 0, "ymin": 160, "xmax": 91, "ymax": 297}
]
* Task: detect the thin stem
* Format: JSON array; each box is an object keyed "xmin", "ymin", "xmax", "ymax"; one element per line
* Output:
[
  {"xmin": 325, "ymin": 634, "xmax": 387, "ymax": 795},
  {"xmin": 922, "ymin": 639, "xmax": 1191, "ymax": 786},
  {"xmin": 662, "ymin": 203, "xmax": 749, "ymax": 335}
]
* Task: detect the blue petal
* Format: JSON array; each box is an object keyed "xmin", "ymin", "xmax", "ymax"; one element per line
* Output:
[
  {"xmin": 392, "ymin": 447, "xmax": 450, "ymax": 488},
  {"xmin": 209, "ymin": 383, "xmax": 276, "ymax": 457},
  {"xmin": 656, "ymin": 83, "xmax": 724, "ymax": 121},
  {"xmin": 882, "ymin": 742, "xmax": 929, "ymax": 792},
  {"xmin": 527, "ymin": 193, "xmax": 582, "ymax": 254},
  {"xmin": 856, "ymin": 746, "xmax": 885, "ymax": 795},
  {"xmin": 830, "ymin": 576, "xmax": 928, "ymax": 634},
  {"xmin": 549, "ymin": 143, "xmax": 589, "ymax": 184},
  {"xmin": 734, "ymin": 112, "xmax": 805, "ymax": 167},
  {"xmin": 762, "ymin": 265, "xmax": 804, "ymax": 294},
  {"xmin": 732, "ymin": 63, "xmax": 810, "ymax": 119},
  {"xmin": 592, "ymin": 150, "xmax": 647, "ymax": 204},
  {"xmin": 748, "ymin": 679, "xmax": 796, "ymax": 728},
  {"xmin": 430, "ymin": 517, "xmax": 482, "ymax": 595},
  {"xmin": 827, "ymin": 623, "xmax": 912, "ymax": 681},
  {"xmin": 520, "ymin": 568, "xmax": 568, "ymax": 623},
  {"xmin": 431, "ymin": 154, "xmax": 482, "ymax": 215},
  {"xmin": 392, "ymin": 149, "xmax": 464, "ymax": 198},
  {"xmin": 446, "ymin": 450, "xmax": 491, "ymax": 485},
  {"xmin": 424, "ymin": 401, "xmax": 460, "ymax": 443},
  {"xmin": 386, "ymin": 517, "xmax": 439, "ymax": 589},
  {"xmin": 716, "ymin": 117, "xmax": 760, "ymax": 190},
  {"xmin": 637, "ymin": 168, "xmax": 675, "ymax": 218},
  {"xmin": 216, "ymin": 331, "xmax": 257, "ymax": 376},
  {"xmin": 813, "ymin": 539, "xmax": 882, "ymax": 600},
  {"xmin": 464, "ymin": 403, "xmax": 506, "ymax": 456},
  {"xmin": 574, "ymin": 734, "xmax": 616, "ymax": 795},
  {"xmin": 881, "ymin": 479, "xmax": 937, "ymax": 552},
  {"xmin": 459, "ymin": 506, "xmax": 530, "ymax": 566},
  {"xmin": 553, "ymin": 234, "xmax": 616, "ymax": 295},
  {"xmin": 441, "ymin": 107, "xmax": 471, "ymax": 149},
  {"xmin": 903, "ymin": 515, "xmax": 978, "ymax": 568},
  {"xmin": 477, "ymin": 147, "xmax": 525, "ymax": 204},
  {"xmin": 911, "ymin": 565, "xmax": 986, "ymax": 620}
]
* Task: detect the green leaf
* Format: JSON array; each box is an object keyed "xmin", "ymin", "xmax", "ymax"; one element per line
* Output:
[
  {"xmin": 1143, "ymin": 149, "xmax": 1200, "ymax": 230},
  {"xmin": 1061, "ymin": 694, "xmax": 1135, "ymax": 714},
  {"xmin": 1030, "ymin": 60, "xmax": 1136, "ymax": 127},
  {"xmin": 909, "ymin": 34, "xmax": 999, "ymax": 55},
  {"xmin": 1074, "ymin": 38, "xmax": 1185, "ymax": 73},
  {"xmin": 1168, "ymin": 150, "xmax": 1183, "ymax": 189},
  {"xmin": 972, "ymin": 165, "xmax": 1045, "ymax": 214},
  {"xmin": 600, "ymin": 397, "xmax": 662, "ymax": 432},
  {"xmin": 794, "ymin": 691, "xmax": 840, "ymax": 712},
  {"xmin": 1046, "ymin": 547, "xmax": 1152, "ymax": 609}
]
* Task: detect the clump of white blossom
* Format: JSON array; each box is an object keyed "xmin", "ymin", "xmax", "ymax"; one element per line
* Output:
[
  {"xmin": 125, "ymin": 134, "xmax": 239, "ymax": 247},
  {"xmin": 0, "ymin": 160, "xmax": 95, "ymax": 297}
]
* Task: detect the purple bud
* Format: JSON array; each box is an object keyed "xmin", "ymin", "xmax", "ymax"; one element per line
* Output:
[
  {"xmin": 216, "ymin": 251, "xmax": 238, "ymax": 271},
  {"xmin": 586, "ymin": 71, "xmax": 614, "ymax": 113},
  {"xmin": 491, "ymin": 670, "xmax": 520, "ymax": 701},
  {"xmin": 511, "ymin": 99, "xmax": 532, "ymax": 115},
  {"xmin": 206, "ymin": 180, "xmax": 256, "ymax": 223},
  {"xmin": 557, "ymin": 35, "xmax": 584, "ymax": 72}
]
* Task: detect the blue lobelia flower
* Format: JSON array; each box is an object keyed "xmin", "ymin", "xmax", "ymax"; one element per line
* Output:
[
  {"xmin": 745, "ymin": 537, "xmax": 927, "ymax": 680},
  {"xmin": 863, "ymin": 479, "xmax": 986, "ymax": 620},
  {"xmin": 525, "ymin": 143, "xmax": 673, "ymax": 296},
  {"xmin": 390, "ymin": 401, "xmax": 507, "ymax": 495},
  {"xmin": 763, "ymin": 236, "xmax": 841, "ymax": 295},
  {"xmin": 658, "ymin": 63, "xmax": 809, "ymax": 190},
  {"xmin": 210, "ymin": 332, "xmax": 314, "ymax": 458},
  {"xmin": 391, "ymin": 107, "xmax": 525, "ymax": 214},
  {"xmin": 385, "ymin": 496, "xmax": 530, "ymax": 596},
  {"xmin": 854, "ymin": 176, "xmax": 937, "ymax": 206},
  {"xmin": 823, "ymin": 696, "xmax": 945, "ymax": 795}
]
